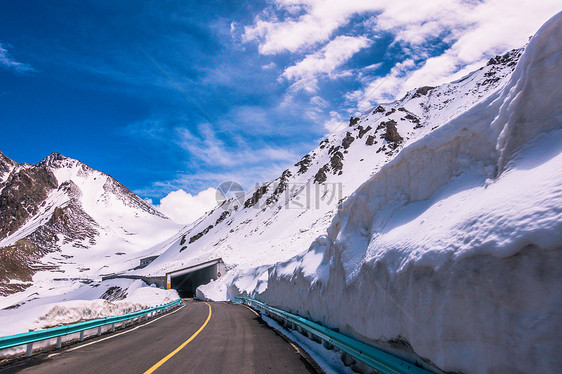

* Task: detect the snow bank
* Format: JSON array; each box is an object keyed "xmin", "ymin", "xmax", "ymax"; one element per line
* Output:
[
  {"xmin": 196, "ymin": 265, "xmax": 270, "ymax": 301},
  {"xmin": 257, "ymin": 12, "xmax": 562, "ymax": 373},
  {"xmin": 0, "ymin": 279, "xmax": 178, "ymax": 337}
]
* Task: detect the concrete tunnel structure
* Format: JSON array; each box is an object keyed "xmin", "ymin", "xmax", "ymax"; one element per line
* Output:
[
  {"xmin": 102, "ymin": 258, "xmax": 226, "ymax": 299},
  {"xmin": 166, "ymin": 258, "xmax": 226, "ymax": 298}
]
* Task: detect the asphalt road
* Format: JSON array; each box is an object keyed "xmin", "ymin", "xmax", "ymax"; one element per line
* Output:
[{"xmin": 1, "ymin": 300, "xmax": 319, "ymax": 374}]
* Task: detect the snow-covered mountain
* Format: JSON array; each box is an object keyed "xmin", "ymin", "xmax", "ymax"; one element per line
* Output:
[
  {"xmin": 136, "ymin": 41, "xmax": 523, "ymax": 285},
  {"xmin": 0, "ymin": 152, "xmax": 183, "ymax": 298}
]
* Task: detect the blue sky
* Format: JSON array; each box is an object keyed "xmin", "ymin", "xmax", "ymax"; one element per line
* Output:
[{"xmin": 1, "ymin": 1, "xmax": 558, "ymax": 217}]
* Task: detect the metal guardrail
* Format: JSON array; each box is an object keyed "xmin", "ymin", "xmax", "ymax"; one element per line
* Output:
[
  {"xmin": 237, "ymin": 297, "xmax": 432, "ymax": 374},
  {"xmin": 0, "ymin": 299, "xmax": 182, "ymax": 356}
]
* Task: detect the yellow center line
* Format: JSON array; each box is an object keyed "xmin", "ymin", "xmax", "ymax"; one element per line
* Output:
[{"xmin": 143, "ymin": 302, "xmax": 212, "ymax": 374}]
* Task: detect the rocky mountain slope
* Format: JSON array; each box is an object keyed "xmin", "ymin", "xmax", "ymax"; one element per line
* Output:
[
  {"xmin": 135, "ymin": 41, "xmax": 524, "ymax": 294},
  {"xmin": 0, "ymin": 152, "xmax": 183, "ymax": 298}
]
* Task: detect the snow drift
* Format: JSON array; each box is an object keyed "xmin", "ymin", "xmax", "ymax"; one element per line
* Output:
[
  {"xmin": 254, "ymin": 12, "xmax": 562, "ymax": 373},
  {"xmin": 0, "ymin": 278, "xmax": 179, "ymax": 357}
]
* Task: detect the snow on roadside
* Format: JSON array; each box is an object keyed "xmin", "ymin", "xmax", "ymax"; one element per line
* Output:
[
  {"xmin": 0, "ymin": 279, "xmax": 179, "ymax": 337},
  {"xmin": 260, "ymin": 314, "xmax": 354, "ymax": 374}
]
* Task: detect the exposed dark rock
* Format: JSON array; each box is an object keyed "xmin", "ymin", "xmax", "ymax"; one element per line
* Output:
[
  {"xmin": 342, "ymin": 132, "xmax": 355, "ymax": 149},
  {"xmin": 215, "ymin": 211, "xmax": 230, "ymax": 225},
  {"xmin": 366, "ymin": 135, "xmax": 376, "ymax": 146},
  {"xmin": 384, "ymin": 121, "xmax": 403, "ymax": 149},
  {"xmin": 0, "ymin": 166, "xmax": 58, "ymax": 238},
  {"xmin": 378, "ymin": 119, "xmax": 399, "ymax": 135},
  {"xmin": 101, "ymin": 286, "xmax": 127, "ymax": 301},
  {"xmin": 38, "ymin": 152, "xmax": 69, "ymax": 168},
  {"xmin": 385, "ymin": 108, "xmax": 396, "ymax": 116},
  {"xmin": 328, "ymin": 145, "xmax": 341, "ymax": 155},
  {"xmin": 357, "ymin": 125, "xmax": 372, "ymax": 139},
  {"xmin": 180, "ymin": 235, "xmax": 186, "ymax": 245},
  {"xmin": 313, "ymin": 166, "xmax": 328, "ymax": 184},
  {"xmin": 404, "ymin": 113, "xmax": 421, "ymax": 128},
  {"xmin": 412, "ymin": 86, "xmax": 435, "ymax": 98},
  {"xmin": 349, "ymin": 117, "xmax": 360, "ymax": 126},
  {"xmin": 0, "ymin": 151, "xmax": 17, "ymax": 177},
  {"xmin": 295, "ymin": 154, "xmax": 312, "ymax": 175},
  {"xmin": 373, "ymin": 105, "xmax": 385, "ymax": 114},
  {"xmin": 330, "ymin": 151, "xmax": 344, "ymax": 174},
  {"xmin": 0, "ymin": 239, "xmax": 46, "ymax": 296},
  {"xmin": 189, "ymin": 225, "xmax": 214, "ymax": 244},
  {"xmin": 266, "ymin": 169, "xmax": 292, "ymax": 205},
  {"xmin": 487, "ymin": 57, "xmax": 499, "ymax": 65},
  {"xmin": 244, "ymin": 185, "xmax": 268, "ymax": 209},
  {"xmin": 40, "ymin": 202, "xmax": 98, "ymax": 248},
  {"xmin": 486, "ymin": 48, "xmax": 522, "ymax": 68},
  {"xmin": 482, "ymin": 76, "xmax": 500, "ymax": 86}
]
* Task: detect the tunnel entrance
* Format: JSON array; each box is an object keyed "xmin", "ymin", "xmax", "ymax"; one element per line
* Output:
[{"xmin": 166, "ymin": 258, "xmax": 225, "ymax": 298}]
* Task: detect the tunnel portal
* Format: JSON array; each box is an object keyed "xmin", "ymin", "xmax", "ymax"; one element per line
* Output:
[{"xmin": 167, "ymin": 258, "xmax": 225, "ymax": 298}]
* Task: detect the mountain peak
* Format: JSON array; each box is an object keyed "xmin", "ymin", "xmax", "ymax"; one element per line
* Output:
[
  {"xmin": 38, "ymin": 152, "xmax": 76, "ymax": 168},
  {"xmin": 0, "ymin": 149, "xmax": 16, "ymax": 163},
  {"xmin": 44, "ymin": 152, "xmax": 68, "ymax": 162},
  {"xmin": 0, "ymin": 150, "xmax": 18, "ymax": 178}
]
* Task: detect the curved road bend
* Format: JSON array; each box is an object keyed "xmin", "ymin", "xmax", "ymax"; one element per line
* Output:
[{"xmin": 1, "ymin": 300, "xmax": 319, "ymax": 374}]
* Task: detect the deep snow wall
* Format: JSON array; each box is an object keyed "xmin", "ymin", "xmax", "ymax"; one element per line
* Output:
[{"xmin": 260, "ymin": 12, "xmax": 562, "ymax": 373}]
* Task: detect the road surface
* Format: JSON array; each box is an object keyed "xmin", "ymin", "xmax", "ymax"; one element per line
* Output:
[{"xmin": 0, "ymin": 300, "xmax": 319, "ymax": 374}]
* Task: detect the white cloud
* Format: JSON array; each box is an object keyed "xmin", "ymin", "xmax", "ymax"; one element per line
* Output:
[
  {"xmin": 262, "ymin": 62, "xmax": 277, "ymax": 70},
  {"xmin": 282, "ymin": 35, "xmax": 372, "ymax": 92},
  {"xmin": 243, "ymin": 0, "xmax": 380, "ymax": 54},
  {"xmin": 352, "ymin": 2, "xmax": 561, "ymax": 109},
  {"xmin": 137, "ymin": 162, "xmax": 289, "ymax": 203},
  {"xmin": 346, "ymin": 58, "xmax": 416, "ymax": 108},
  {"xmin": 131, "ymin": 116, "xmax": 310, "ymax": 203},
  {"xmin": 323, "ymin": 110, "xmax": 346, "ymax": 133},
  {"xmin": 0, "ymin": 42, "xmax": 35, "ymax": 73},
  {"xmin": 364, "ymin": 62, "xmax": 382, "ymax": 71},
  {"xmin": 156, "ymin": 188, "xmax": 218, "ymax": 225},
  {"xmin": 177, "ymin": 123, "xmax": 298, "ymax": 168},
  {"xmin": 244, "ymin": 1, "xmax": 561, "ymax": 107}
]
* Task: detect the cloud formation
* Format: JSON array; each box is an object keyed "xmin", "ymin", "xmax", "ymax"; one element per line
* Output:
[
  {"xmin": 243, "ymin": 0, "xmax": 561, "ymax": 108},
  {"xmin": 155, "ymin": 188, "xmax": 218, "ymax": 225},
  {"xmin": 282, "ymin": 35, "xmax": 371, "ymax": 92},
  {"xmin": 177, "ymin": 123, "xmax": 299, "ymax": 168},
  {"xmin": 0, "ymin": 42, "xmax": 35, "ymax": 73},
  {"xmin": 243, "ymin": 0, "xmax": 378, "ymax": 54}
]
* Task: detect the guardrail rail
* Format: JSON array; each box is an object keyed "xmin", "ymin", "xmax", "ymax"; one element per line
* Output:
[
  {"xmin": 0, "ymin": 299, "xmax": 182, "ymax": 357},
  {"xmin": 237, "ymin": 297, "xmax": 433, "ymax": 374}
]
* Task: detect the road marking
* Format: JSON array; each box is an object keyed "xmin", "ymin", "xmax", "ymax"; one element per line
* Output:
[
  {"xmin": 47, "ymin": 304, "xmax": 186, "ymax": 358},
  {"xmin": 241, "ymin": 303, "xmax": 319, "ymax": 371},
  {"xmin": 242, "ymin": 304, "xmax": 260, "ymax": 317},
  {"xmin": 244, "ymin": 306, "xmax": 302, "ymax": 355},
  {"xmin": 143, "ymin": 302, "xmax": 212, "ymax": 374}
]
